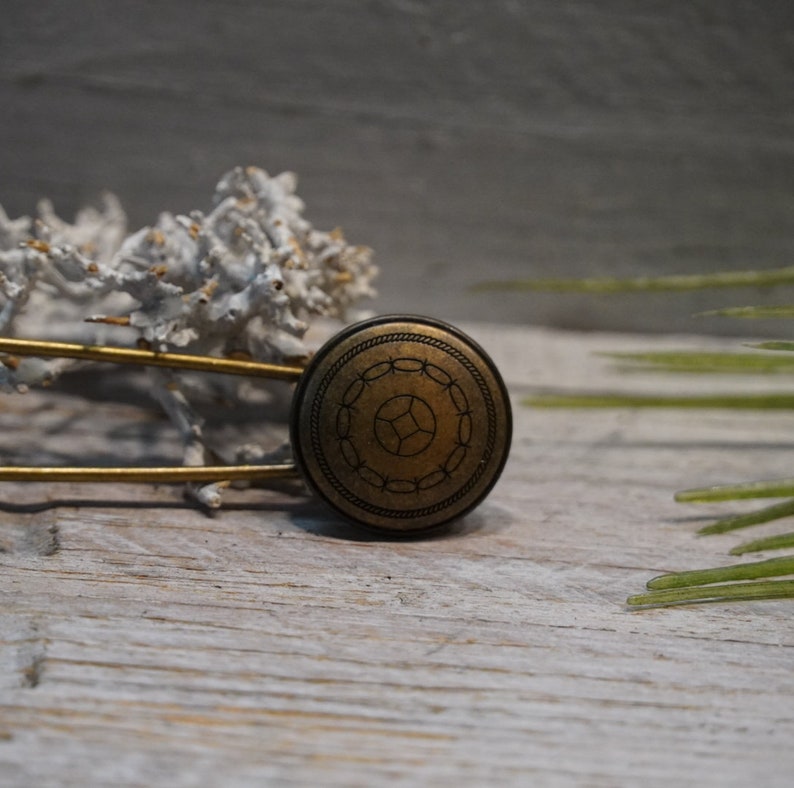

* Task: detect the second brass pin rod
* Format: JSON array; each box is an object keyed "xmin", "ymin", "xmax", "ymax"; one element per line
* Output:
[{"xmin": 0, "ymin": 464, "xmax": 300, "ymax": 483}]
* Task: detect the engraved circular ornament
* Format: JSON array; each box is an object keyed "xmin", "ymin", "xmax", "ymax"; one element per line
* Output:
[{"xmin": 290, "ymin": 315, "xmax": 512, "ymax": 533}]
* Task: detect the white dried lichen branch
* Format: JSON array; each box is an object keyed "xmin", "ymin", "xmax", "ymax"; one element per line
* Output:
[{"xmin": 0, "ymin": 166, "xmax": 377, "ymax": 507}]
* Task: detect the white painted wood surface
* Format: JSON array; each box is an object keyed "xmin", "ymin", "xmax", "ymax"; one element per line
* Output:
[
  {"xmin": 1, "ymin": 323, "xmax": 793, "ymax": 787},
  {"xmin": 1, "ymin": 2, "xmax": 793, "ymax": 332}
]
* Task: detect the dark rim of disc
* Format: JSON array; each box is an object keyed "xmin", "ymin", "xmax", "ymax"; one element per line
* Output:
[{"xmin": 289, "ymin": 314, "xmax": 512, "ymax": 532}]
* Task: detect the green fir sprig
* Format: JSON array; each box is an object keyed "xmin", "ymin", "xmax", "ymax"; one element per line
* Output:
[
  {"xmin": 472, "ymin": 267, "xmax": 794, "ymax": 294},
  {"xmin": 491, "ymin": 266, "xmax": 794, "ymax": 607}
]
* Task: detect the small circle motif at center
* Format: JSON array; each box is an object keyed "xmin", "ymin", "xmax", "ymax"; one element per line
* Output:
[{"xmin": 374, "ymin": 394, "xmax": 436, "ymax": 457}]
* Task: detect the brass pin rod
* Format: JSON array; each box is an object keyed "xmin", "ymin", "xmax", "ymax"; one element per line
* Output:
[
  {"xmin": 0, "ymin": 464, "xmax": 300, "ymax": 483},
  {"xmin": 0, "ymin": 338, "xmax": 304, "ymax": 381}
]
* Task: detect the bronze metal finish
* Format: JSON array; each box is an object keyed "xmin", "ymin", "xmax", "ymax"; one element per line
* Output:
[
  {"xmin": 0, "ymin": 464, "xmax": 299, "ymax": 484},
  {"xmin": 0, "ymin": 337, "xmax": 304, "ymax": 381},
  {"xmin": 0, "ymin": 315, "xmax": 511, "ymax": 533},
  {"xmin": 291, "ymin": 315, "xmax": 512, "ymax": 533}
]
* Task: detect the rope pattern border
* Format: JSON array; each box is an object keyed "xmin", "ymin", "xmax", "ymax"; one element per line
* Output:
[{"xmin": 309, "ymin": 331, "xmax": 498, "ymax": 520}]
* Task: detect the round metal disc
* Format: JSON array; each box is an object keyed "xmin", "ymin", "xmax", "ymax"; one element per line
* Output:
[{"xmin": 290, "ymin": 315, "xmax": 511, "ymax": 533}]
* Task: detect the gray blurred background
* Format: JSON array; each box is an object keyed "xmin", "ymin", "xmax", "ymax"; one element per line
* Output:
[{"xmin": 1, "ymin": 1, "xmax": 793, "ymax": 333}]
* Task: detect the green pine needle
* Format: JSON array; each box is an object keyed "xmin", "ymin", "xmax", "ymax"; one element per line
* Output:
[
  {"xmin": 525, "ymin": 392, "xmax": 794, "ymax": 409},
  {"xmin": 731, "ymin": 531, "xmax": 794, "ymax": 555},
  {"xmin": 472, "ymin": 266, "xmax": 794, "ymax": 294},
  {"xmin": 602, "ymin": 350, "xmax": 794, "ymax": 374},
  {"xmin": 699, "ymin": 305, "xmax": 794, "ymax": 319},
  {"xmin": 627, "ymin": 579, "xmax": 794, "ymax": 607},
  {"xmin": 676, "ymin": 478, "xmax": 794, "ymax": 503},
  {"xmin": 695, "ymin": 499, "xmax": 794, "ymax": 535},
  {"xmin": 751, "ymin": 341, "xmax": 794, "ymax": 352},
  {"xmin": 645, "ymin": 556, "xmax": 794, "ymax": 589}
]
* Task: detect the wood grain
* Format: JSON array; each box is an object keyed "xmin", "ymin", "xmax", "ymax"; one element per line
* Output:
[
  {"xmin": 0, "ymin": 323, "xmax": 792, "ymax": 786},
  {"xmin": 1, "ymin": 2, "xmax": 793, "ymax": 331}
]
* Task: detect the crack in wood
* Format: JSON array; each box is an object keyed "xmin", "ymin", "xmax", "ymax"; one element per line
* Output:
[
  {"xmin": 0, "ymin": 521, "xmax": 60, "ymax": 556},
  {"xmin": 20, "ymin": 651, "xmax": 44, "ymax": 689},
  {"xmin": 0, "ymin": 621, "xmax": 48, "ymax": 690}
]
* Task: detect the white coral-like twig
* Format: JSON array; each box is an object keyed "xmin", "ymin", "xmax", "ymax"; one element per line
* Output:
[{"xmin": 0, "ymin": 166, "xmax": 377, "ymax": 506}]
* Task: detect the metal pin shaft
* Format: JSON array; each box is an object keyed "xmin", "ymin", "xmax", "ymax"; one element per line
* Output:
[
  {"xmin": 0, "ymin": 464, "xmax": 300, "ymax": 483},
  {"xmin": 0, "ymin": 337, "xmax": 305, "ymax": 381}
]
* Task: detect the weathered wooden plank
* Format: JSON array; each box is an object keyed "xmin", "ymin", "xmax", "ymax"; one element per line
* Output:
[
  {"xmin": 1, "ymin": 2, "xmax": 793, "ymax": 331},
  {"xmin": 0, "ymin": 324, "xmax": 792, "ymax": 786}
]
